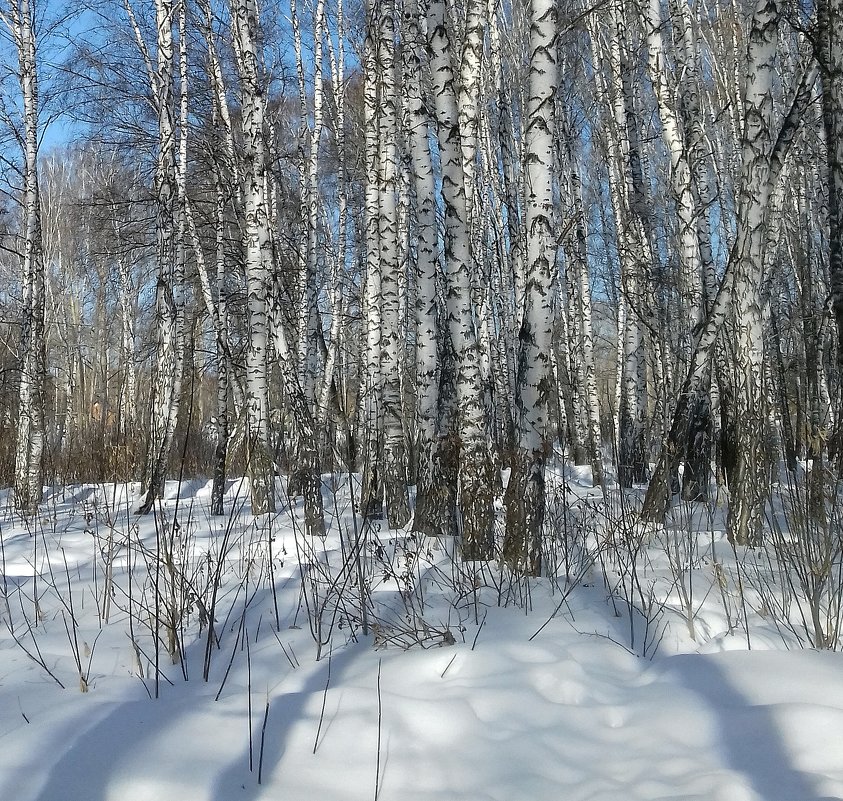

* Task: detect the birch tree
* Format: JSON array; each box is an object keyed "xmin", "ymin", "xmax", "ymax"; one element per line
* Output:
[
  {"xmin": 404, "ymin": 0, "xmax": 457, "ymax": 537},
  {"xmin": 231, "ymin": 0, "xmax": 275, "ymax": 514},
  {"xmin": 560, "ymin": 123, "xmax": 603, "ymax": 488},
  {"xmin": 589, "ymin": 4, "xmax": 649, "ymax": 487},
  {"xmin": 503, "ymin": 0, "xmax": 558, "ymax": 576},
  {"xmin": 3, "ymin": 0, "xmax": 46, "ymax": 513},
  {"xmin": 642, "ymin": 1, "xmax": 816, "ymax": 532},
  {"xmin": 298, "ymin": 0, "xmax": 326, "ymax": 418},
  {"xmin": 640, "ymin": 0, "xmax": 711, "ymax": 500},
  {"xmin": 195, "ymin": 0, "xmax": 235, "ymax": 516},
  {"xmin": 428, "ymin": 0, "xmax": 495, "ymax": 559},
  {"xmin": 135, "ymin": 0, "xmax": 184, "ymax": 513},
  {"xmin": 361, "ymin": 0, "xmax": 383, "ymax": 518},
  {"xmin": 819, "ymin": 0, "xmax": 843, "ymax": 466},
  {"xmin": 728, "ymin": 0, "xmax": 784, "ymax": 544},
  {"xmin": 377, "ymin": 0, "xmax": 411, "ymax": 527}
]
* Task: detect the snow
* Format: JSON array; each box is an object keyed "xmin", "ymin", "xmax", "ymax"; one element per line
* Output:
[{"xmin": 2, "ymin": 475, "xmax": 843, "ymax": 801}]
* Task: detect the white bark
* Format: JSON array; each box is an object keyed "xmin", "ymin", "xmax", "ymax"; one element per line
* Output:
[
  {"xmin": 641, "ymin": 0, "xmax": 703, "ymax": 330},
  {"xmin": 7, "ymin": 0, "xmax": 45, "ymax": 513},
  {"xmin": 589, "ymin": 4, "xmax": 648, "ymax": 486},
  {"xmin": 458, "ymin": 0, "xmax": 485, "ymax": 224},
  {"xmin": 116, "ymin": 253, "xmax": 137, "ymax": 437},
  {"xmin": 299, "ymin": 0, "xmax": 326, "ymax": 410},
  {"xmin": 404, "ymin": 0, "xmax": 456, "ymax": 538},
  {"xmin": 727, "ymin": 0, "xmax": 779, "ymax": 545},
  {"xmin": 428, "ymin": 0, "xmax": 495, "ymax": 559},
  {"xmin": 503, "ymin": 0, "xmax": 558, "ymax": 575},
  {"xmin": 820, "ymin": 0, "xmax": 843, "ymax": 464},
  {"xmin": 562, "ymin": 133, "xmax": 603, "ymax": 487},
  {"xmin": 231, "ymin": 0, "xmax": 275, "ymax": 514},
  {"xmin": 641, "ymin": 0, "xmax": 713, "ymax": 500},
  {"xmin": 643, "ymin": 2, "xmax": 815, "ymax": 526},
  {"xmin": 317, "ymin": 0, "xmax": 348, "ymax": 438},
  {"xmin": 361, "ymin": 0, "xmax": 383, "ymax": 518},
  {"xmin": 138, "ymin": 0, "xmax": 184, "ymax": 514},
  {"xmin": 377, "ymin": 0, "xmax": 411, "ymax": 527}
]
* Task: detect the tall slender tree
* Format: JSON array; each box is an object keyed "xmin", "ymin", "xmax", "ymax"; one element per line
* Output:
[
  {"xmin": 231, "ymin": 0, "xmax": 275, "ymax": 514},
  {"xmin": 820, "ymin": 0, "xmax": 843, "ymax": 467},
  {"xmin": 3, "ymin": 0, "xmax": 46, "ymax": 514},
  {"xmin": 503, "ymin": 0, "xmax": 558, "ymax": 575},
  {"xmin": 427, "ymin": 0, "xmax": 495, "ymax": 559},
  {"xmin": 135, "ymin": 0, "xmax": 184, "ymax": 514},
  {"xmin": 404, "ymin": 0, "xmax": 458, "ymax": 538}
]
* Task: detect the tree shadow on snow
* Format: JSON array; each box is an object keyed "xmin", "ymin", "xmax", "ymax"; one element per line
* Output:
[
  {"xmin": 208, "ymin": 639, "xmax": 367, "ymax": 801},
  {"xmin": 33, "ymin": 689, "xmax": 205, "ymax": 801},
  {"xmin": 670, "ymin": 654, "xmax": 839, "ymax": 801},
  {"xmin": 31, "ymin": 637, "xmax": 368, "ymax": 801}
]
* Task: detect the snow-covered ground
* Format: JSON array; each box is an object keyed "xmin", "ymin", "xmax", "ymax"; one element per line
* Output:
[{"xmin": 2, "ymin": 473, "xmax": 843, "ymax": 801}]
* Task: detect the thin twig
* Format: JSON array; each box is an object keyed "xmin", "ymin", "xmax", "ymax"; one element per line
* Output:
[
  {"xmin": 440, "ymin": 653, "xmax": 457, "ymax": 678},
  {"xmin": 374, "ymin": 658, "xmax": 383, "ymax": 801},
  {"xmin": 258, "ymin": 695, "xmax": 270, "ymax": 784},
  {"xmin": 313, "ymin": 643, "xmax": 333, "ymax": 754},
  {"xmin": 471, "ymin": 610, "xmax": 487, "ymax": 650}
]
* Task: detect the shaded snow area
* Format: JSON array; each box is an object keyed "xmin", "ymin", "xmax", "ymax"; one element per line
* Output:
[{"xmin": 2, "ymin": 474, "xmax": 843, "ymax": 801}]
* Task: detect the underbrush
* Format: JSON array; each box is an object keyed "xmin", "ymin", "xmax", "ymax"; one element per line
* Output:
[{"xmin": 1, "ymin": 462, "xmax": 842, "ymax": 708}]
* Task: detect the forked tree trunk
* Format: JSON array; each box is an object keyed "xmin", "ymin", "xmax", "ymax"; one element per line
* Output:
[
  {"xmin": 640, "ymin": 0, "xmax": 711, "ymax": 501},
  {"xmin": 642, "ymin": 2, "xmax": 815, "ymax": 529}
]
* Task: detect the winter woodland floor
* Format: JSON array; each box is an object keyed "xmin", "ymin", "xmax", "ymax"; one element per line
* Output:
[{"xmin": 1, "ymin": 468, "xmax": 843, "ymax": 801}]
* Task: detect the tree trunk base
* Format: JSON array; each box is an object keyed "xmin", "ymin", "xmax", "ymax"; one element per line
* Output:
[
  {"xmin": 413, "ymin": 435, "xmax": 458, "ymax": 538},
  {"xmin": 458, "ymin": 442, "xmax": 496, "ymax": 561},
  {"xmin": 502, "ymin": 448, "xmax": 544, "ymax": 576}
]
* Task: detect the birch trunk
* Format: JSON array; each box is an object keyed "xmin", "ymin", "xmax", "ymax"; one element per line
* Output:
[
  {"xmin": 502, "ymin": 0, "xmax": 557, "ymax": 576},
  {"xmin": 231, "ymin": 0, "xmax": 275, "ymax": 514},
  {"xmin": 489, "ymin": 4, "xmax": 523, "ymax": 458},
  {"xmin": 317, "ymin": 7, "xmax": 348, "ymax": 439},
  {"xmin": 116, "ymin": 254, "xmax": 137, "ymax": 439},
  {"xmin": 361, "ymin": 1, "xmax": 383, "ymax": 519},
  {"xmin": 819, "ymin": 0, "xmax": 843, "ymax": 468},
  {"xmin": 562, "ymin": 130, "xmax": 603, "ymax": 487},
  {"xmin": 138, "ymin": 0, "xmax": 184, "ymax": 514},
  {"xmin": 377, "ymin": 0, "xmax": 411, "ymax": 527},
  {"xmin": 405, "ymin": 0, "xmax": 457, "ymax": 538},
  {"xmin": 428, "ymin": 0, "xmax": 495, "ymax": 559},
  {"xmin": 8, "ymin": 0, "xmax": 45, "ymax": 514},
  {"xmin": 298, "ymin": 0, "xmax": 326, "ymax": 409},
  {"xmin": 590, "ymin": 4, "xmax": 648, "ymax": 487},
  {"xmin": 727, "ymin": 0, "xmax": 779, "ymax": 545},
  {"xmin": 640, "ymin": 0, "xmax": 711, "ymax": 500},
  {"xmin": 642, "ymin": 56, "xmax": 816, "ymax": 524},
  {"xmin": 197, "ymin": 0, "xmax": 237, "ymax": 515},
  {"xmin": 268, "ymin": 297, "xmax": 326, "ymax": 537},
  {"xmin": 458, "ymin": 0, "xmax": 484, "ymax": 225}
]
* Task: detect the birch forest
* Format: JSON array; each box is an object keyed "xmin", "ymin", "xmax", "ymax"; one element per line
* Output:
[{"xmin": 1, "ymin": 0, "xmax": 842, "ymax": 573}]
